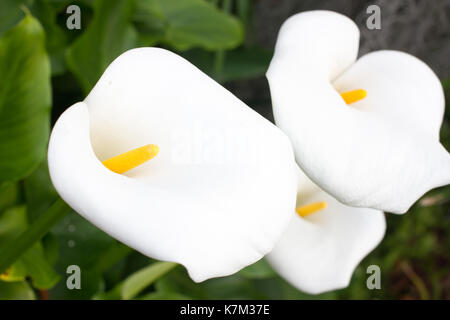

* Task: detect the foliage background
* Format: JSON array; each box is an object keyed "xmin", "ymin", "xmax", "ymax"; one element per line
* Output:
[{"xmin": 0, "ymin": 0, "xmax": 449, "ymax": 300}]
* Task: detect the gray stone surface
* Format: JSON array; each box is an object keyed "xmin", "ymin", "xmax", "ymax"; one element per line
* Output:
[{"xmin": 231, "ymin": 0, "xmax": 450, "ymax": 120}]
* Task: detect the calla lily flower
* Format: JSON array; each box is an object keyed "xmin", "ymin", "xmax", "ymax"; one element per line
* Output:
[
  {"xmin": 267, "ymin": 167, "xmax": 385, "ymax": 294},
  {"xmin": 266, "ymin": 10, "xmax": 450, "ymax": 213},
  {"xmin": 48, "ymin": 48, "xmax": 298, "ymax": 282}
]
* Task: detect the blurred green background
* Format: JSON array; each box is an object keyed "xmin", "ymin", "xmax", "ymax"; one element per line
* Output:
[{"xmin": 0, "ymin": 0, "xmax": 449, "ymax": 300}]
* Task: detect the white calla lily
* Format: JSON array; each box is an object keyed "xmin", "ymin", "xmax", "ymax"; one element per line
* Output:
[
  {"xmin": 267, "ymin": 168, "xmax": 385, "ymax": 294},
  {"xmin": 48, "ymin": 48, "xmax": 298, "ymax": 282},
  {"xmin": 266, "ymin": 10, "xmax": 450, "ymax": 213}
]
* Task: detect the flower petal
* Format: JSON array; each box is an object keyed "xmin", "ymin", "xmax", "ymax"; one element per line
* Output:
[
  {"xmin": 333, "ymin": 51, "xmax": 445, "ymax": 139},
  {"xmin": 267, "ymin": 10, "xmax": 359, "ymax": 84},
  {"xmin": 267, "ymin": 171, "xmax": 385, "ymax": 294},
  {"xmin": 267, "ymin": 12, "xmax": 450, "ymax": 213},
  {"xmin": 48, "ymin": 48, "xmax": 298, "ymax": 282}
]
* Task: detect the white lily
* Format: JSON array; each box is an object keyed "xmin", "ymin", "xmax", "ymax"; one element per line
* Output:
[
  {"xmin": 266, "ymin": 10, "xmax": 450, "ymax": 213},
  {"xmin": 267, "ymin": 167, "xmax": 385, "ymax": 294},
  {"xmin": 48, "ymin": 48, "xmax": 298, "ymax": 282}
]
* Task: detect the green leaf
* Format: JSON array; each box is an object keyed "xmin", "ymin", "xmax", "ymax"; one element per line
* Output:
[
  {"xmin": 136, "ymin": 276, "xmax": 192, "ymax": 300},
  {"xmin": 24, "ymin": 159, "xmax": 58, "ymax": 221},
  {"xmin": 92, "ymin": 242, "xmax": 132, "ymax": 274},
  {"xmin": 66, "ymin": 0, "xmax": 138, "ymax": 94},
  {"xmin": 0, "ymin": 0, "xmax": 31, "ymax": 37},
  {"xmin": 30, "ymin": 0, "xmax": 70, "ymax": 75},
  {"xmin": 238, "ymin": 258, "xmax": 276, "ymax": 279},
  {"xmin": 51, "ymin": 211, "xmax": 116, "ymax": 270},
  {"xmin": 0, "ymin": 182, "xmax": 20, "ymax": 214},
  {"xmin": 121, "ymin": 262, "xmax": 178, "ymax": 299},
  {"xmin": 0, "ymin": 14, "xmax": 51, "ymax": 183},
  {"xmin": 139, "ymin": 291, "xmax": 191, "ymax": 300},
  {"xmin": 0, "ymin": 280, "xmax": 36, "ymax": 300},
  {"xmin": 48, "ymin": 211, "xmax": 117, "ymax": 299},
  {"xmin": 42, "ymin": 232, "xmax": 59, "ymax": 265},
  {"xmin": 135, "ymin": 0, "xmax": 244, "ymax": 51},
  {"xmin": 14, "ymin": 244, "xmax": 60, "ymax": 289},
  {"xmin": 0, "ymin": 206, "xmax": 60, "ymax": 289},
  {"xmin": 0, "ymin": 199, "xmax": 70, "ymax": 276},
  {"xmin": 0, "ymin": 206, "xmax": 28, "ymax": 240},
  {"xmin": 198, "ymin": 274, "xmax": 255, "ymax": 299}
]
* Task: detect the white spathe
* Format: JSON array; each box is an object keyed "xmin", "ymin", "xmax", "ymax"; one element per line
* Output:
[
  {"xmin": 267, "ymin": 10, "xmax": 450, "ymax": 214},
  {"xmin": 267, "ymin": 168, "xmax": 386, "ymax": 295},
  {"xmin": 48, "ymin": 48, "xmax": 298, "ymax": 282}
]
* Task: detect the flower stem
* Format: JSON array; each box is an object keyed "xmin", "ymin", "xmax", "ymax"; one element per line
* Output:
[
  {"xmin": 0, "ymin": 198, "xmax": 71, "ymax": 274},
  {"xmin": 213, "ymin": 0, "xmax": 233, "ymax": 80},
  {"xmin": 96, "ymin": 261, "xmax": 178, "ymax": 299}
]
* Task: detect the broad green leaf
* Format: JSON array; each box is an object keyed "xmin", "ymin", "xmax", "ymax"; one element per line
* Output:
[
  {"xmin": 0, "ymin": 0, "xmax": 31, "ymax": 37},
  {"xmin": 135, "ymin": 0, "xmax": 243, "ymax": 51},
  {"xmin": 121, "ymin": 261, "xmax": 178, "ymax": 299},
  {"xmin": 64, "ymin": 242, "xmax": 132, "ymax": 299},
  {"xmin": 48, "ymin": 211, "xmax": 116, "ymax": 299},
  {"xmin": 137, "ymin": 276, "xmax": 192, "ymax": 300},
  {"xmin": 92, "ymin": 242, "xmax": 132, "ymax": 274},
  {"xmin": 97, "ymin": 260, "xmax": 178, "ymax": 299},
  {"xmin": 154, "ymin": 276, "xmax": 181, "ymax": 293},
  {"xmin": 24, "ymin": 159, "xmax": 58, "ymax": 221},
  {"xmin": 30, "ymin": 0, "xmax": 70, "ymax": 75},
  {"xmin": 0, "ymin": 206, "xmax": 28, "ymax": 240},
  {"xmin": 10, "ymin": 244, "xmax": 60, "ymax": 289},
  {"xmin": 0, "ymin": 182, "xmax": 20, "ymax": 213},
  {"xmin": 0, "ymin": 280, "xmax": 36, "ymax": 300},
  {"xmin": 0, "ymin": 206, "xmax": 60, "ymax": 289},
  {"xmin": 42, "ymin": 232, "xmax": 59, "ymax": 265},
  {"xmin": 51, "ymin": 211, "xmax": 116, "ymax": 270},
  {"xmin": 95, "ymin": 243, "xmax": 132, "ymax": 290},
  {"xmin": 66, "ymin": 0, "xmax": 138, "ymax": 94},
  {"xmin": 0, "ymin": 14, "xmax": 51, "ymax": 183}
]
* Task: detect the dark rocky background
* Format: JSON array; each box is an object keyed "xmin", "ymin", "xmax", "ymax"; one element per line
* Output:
[{"xmin": 228, "ymin": 0, "xmax": 450, "ymax": 121}]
